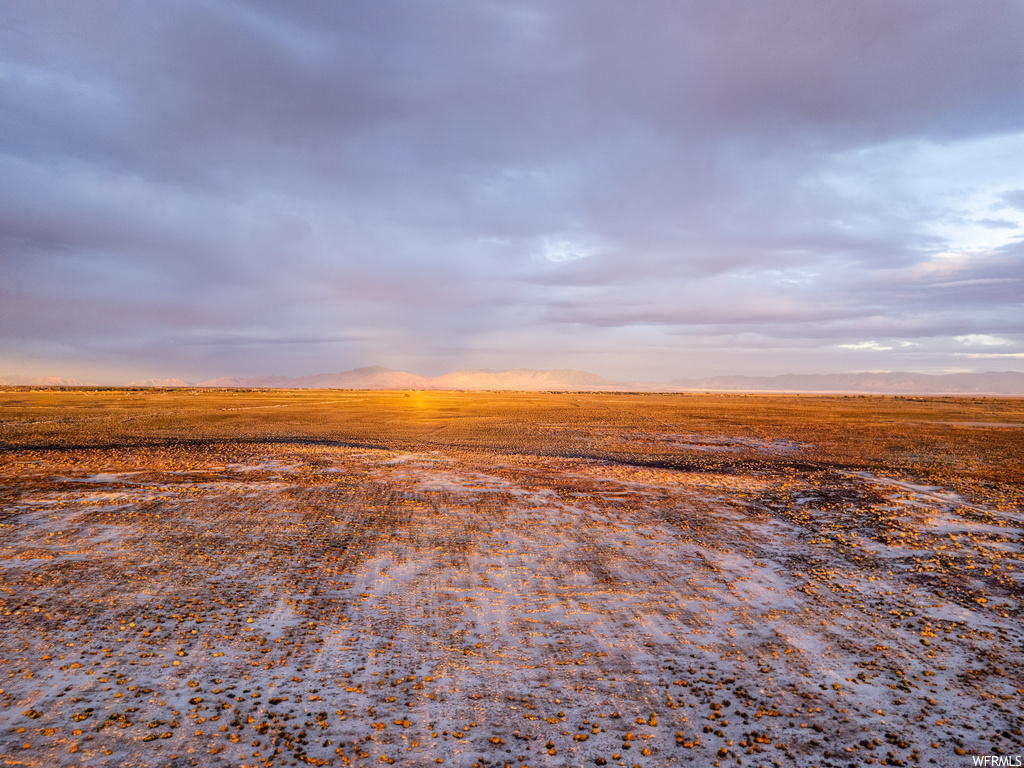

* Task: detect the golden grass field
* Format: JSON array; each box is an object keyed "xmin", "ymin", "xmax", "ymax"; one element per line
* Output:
[{"xmin": 1, "ymin": 389, "xmax": 1022, "ymax": 767}]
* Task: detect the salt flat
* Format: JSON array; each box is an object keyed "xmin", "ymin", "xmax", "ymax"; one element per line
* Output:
[{"xmin": 0, "ymin": 390, "xmax": 1021, "ymax": 767}]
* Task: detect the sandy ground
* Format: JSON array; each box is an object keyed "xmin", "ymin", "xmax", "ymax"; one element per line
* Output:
[{"xmin": 1, "ymin": 395, "xmax": 1022, "ymax": 767}]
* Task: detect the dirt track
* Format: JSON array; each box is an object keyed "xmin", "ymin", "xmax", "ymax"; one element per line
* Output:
[{"xmin": 1, "ymin": 390, "xmax": 1022, "ymax": 767}]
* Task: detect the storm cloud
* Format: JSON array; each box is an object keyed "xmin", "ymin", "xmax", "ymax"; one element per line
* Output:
[{"xmin": 2, "ymin": 1, "xmax": 1023, "ymax": 382}]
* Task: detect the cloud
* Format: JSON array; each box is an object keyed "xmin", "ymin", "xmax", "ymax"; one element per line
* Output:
[
  {"xmin": 955, "ymin": 352, "xmax": 1024, "ymax": 359},
  {"xmin": 975, "ymin": 218, "xmax": 1019, "ymax": 229},
  {"xmin": 955, "ymin": 334, "xmax": 1012, "ymax": 346},
  {"xmin": 839, "ymin": 341, "xmax": 894, "ymax": 351},
  {"xmin": 998, "ymin": 189, "xmax": 1024, "ymax": 211},
  {"xmin": 2, "ymin": 1, "xmax": 1023, "ymax": 382}
]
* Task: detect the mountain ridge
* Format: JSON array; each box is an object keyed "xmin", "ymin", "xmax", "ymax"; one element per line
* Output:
[
  {"xmin": 3, "ymin": 368, "xmax": 1023, "ymax": 394},
  {"xmin": 196, "ymin": 367, "xmax": 1024, "ymax": 394},
  {"xmin": 670, "ymin": 371, "xmax": 1024, "ymax": 394}
]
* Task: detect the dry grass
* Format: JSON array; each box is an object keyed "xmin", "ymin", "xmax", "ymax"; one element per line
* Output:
[{"xmin": 0, "ymin": 389, "xmax": 1021, "ymax": 767}]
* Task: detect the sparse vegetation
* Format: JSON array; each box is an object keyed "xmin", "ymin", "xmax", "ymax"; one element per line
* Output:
[{"xmin": 0, "ymin": 389, "xmax": 1021, "ymax": 766}]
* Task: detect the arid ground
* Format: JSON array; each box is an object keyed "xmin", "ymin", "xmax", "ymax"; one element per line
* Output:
[{"xmin": 1, "ymin": 389, "xmax": 1022, "ymax": 768}]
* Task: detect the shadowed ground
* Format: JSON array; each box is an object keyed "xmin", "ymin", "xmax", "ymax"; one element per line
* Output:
[{"xmin": 1, "ymin": 390, "xmax": 1022, "ymax": 767}]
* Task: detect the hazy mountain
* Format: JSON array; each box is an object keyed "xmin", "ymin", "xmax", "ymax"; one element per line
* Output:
[
  {"xmin": 6, "ymin": 368, "xmax": 1024, "ymax": 394},
  {"xmin": 192, "ymin": 366, "xmax": 622, "ymax": 391},
  {"xmin": 127, "ymin": 378, "xmax": 191, "ymax": 387},
  {"xmin": 299, "ymin": 367, "xmax": 431, "ymax": 389},
  {"xmin": 432, "ymin": 368, "xmax": 618, "ymax": 390},
  {"xmin": 196, "ymin": 366, "xmax": 430, "ymax": 389},
  {"xmin": 194, "ymin": 366, "xmax": 618, "ymax": 390},
  {"xmin": 196, "ymin": 375, "xmax": 299, "ymax": 387},
  {"xmin": 671, "ymin": 371, "xmax": 1024, "ymax": 394},
  {"xmin": 201, "ymin": 367, "xmax": 1023, "ymax": 394},
  {"xmin": 0, "ymin": 375, "xmax": 91, "ymax": 386}
]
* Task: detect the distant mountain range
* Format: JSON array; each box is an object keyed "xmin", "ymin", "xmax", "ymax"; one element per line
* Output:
[
  {"xmin": 0, "ymin": 375, "xmax": 89, "ymax": 387},
  {"xmin": 192, "ymin": 366, "xmax": 618, "ymax": 391},
  {"xmin": 3, "ymin": 367, "xmax": 1023, "ymax": 394},
  {"xmin": 670, "ymin": 370, "xmax": 1024, "ymax": 394},
  {"xmin": 196, "ymin": 367, "xmax": 1024, "ymax": 393}
]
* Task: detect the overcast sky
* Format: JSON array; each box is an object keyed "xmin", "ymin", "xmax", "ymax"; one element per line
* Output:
[{"xmin": 2, "ymin": 1, "xmax": 1023, "ymax": 383}]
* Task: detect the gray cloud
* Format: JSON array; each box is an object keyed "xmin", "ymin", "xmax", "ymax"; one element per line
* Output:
[
  {"xmin": 2, "ymin": 0, "xmax": 1023, "ymax": 382},
  {"xmin": 999, "ymin": 190, "xmax": 1024, "ymax": 211},
  {"xmin": 976, "ymin": 218, "xmax": 1019, "ymax": 230}
]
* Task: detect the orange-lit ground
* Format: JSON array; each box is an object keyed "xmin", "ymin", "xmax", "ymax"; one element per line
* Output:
[{"xmin": 1, "ymin": 389, "xmax": 1022, "ymax": 767}]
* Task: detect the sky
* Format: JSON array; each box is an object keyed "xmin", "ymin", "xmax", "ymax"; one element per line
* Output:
[{"xmin": 2, "ymin": 1, "xmax": 1023, "ymax": 384}]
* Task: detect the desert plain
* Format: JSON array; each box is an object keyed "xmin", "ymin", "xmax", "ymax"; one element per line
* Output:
[{"xmin": 0, "ymin": 389, "xmax": 1021, "ymax": 768}]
